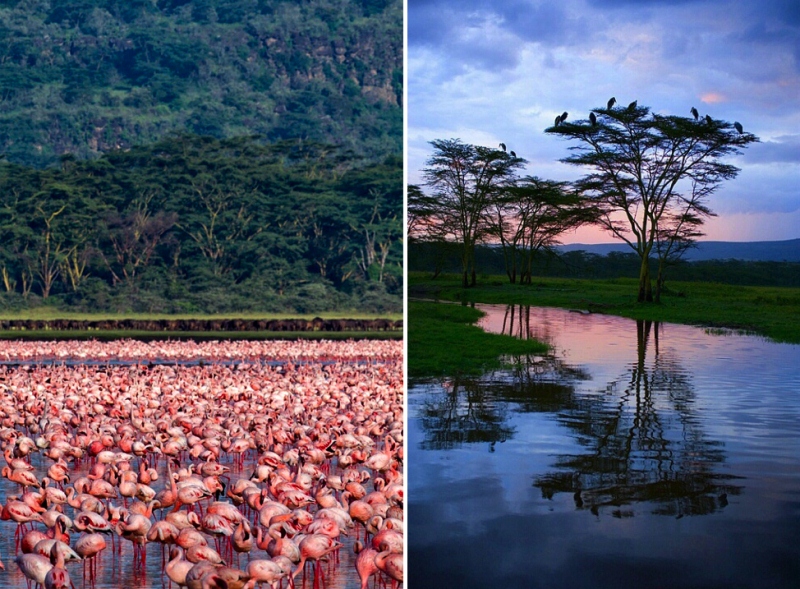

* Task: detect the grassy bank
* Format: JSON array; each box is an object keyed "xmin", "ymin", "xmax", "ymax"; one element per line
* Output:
[
  {"xmin": 410, "ymin": 273, "xmax": 800, "ymax": 344},
  {"xmin": 409, "ymin": 300, "xmax": 548, "ymax": 377},
  {"xmin": 0, "ymin": 310, "xmax": 403, "ymax": 341}
]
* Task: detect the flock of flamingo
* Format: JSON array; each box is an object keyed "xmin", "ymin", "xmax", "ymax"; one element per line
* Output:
[{"xmin": 0, "ymin": 338, "xmax": 403, "ymax": 589}]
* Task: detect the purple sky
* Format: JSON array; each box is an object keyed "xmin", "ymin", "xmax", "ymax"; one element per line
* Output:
[{"xmin": 407, "ymin": 0, "xmax": 800, "ymax": 243}]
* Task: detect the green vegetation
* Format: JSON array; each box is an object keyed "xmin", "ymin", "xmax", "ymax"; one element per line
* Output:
[
  {"xmin": 410, "ymin": 243, "xmax": 800, "ymax": 288},
  {"xmin": 410, "ymin": 272, "xmax": 800, "ymax": 344},
  {"xmin": 1, "ymin": 134, "xmax": 402, "ymax": 314},
  {"xmin": 0, "ymin": 1, "xmax": 402, "ymax": 317},
  {"xmin": 409, "ymin": 300, "xmax": 549, "ymax": 378},
  {"xmin": 0, "ymin": 0, "xmax": 401, "ymax": 167}
]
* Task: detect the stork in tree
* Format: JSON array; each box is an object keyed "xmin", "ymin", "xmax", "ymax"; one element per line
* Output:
[
  {"xmin": 546, "ymin": 101, "xmax": 758, "ymax": 302},
  {"xmin": 607, "ymin": 97, "xmax": 616, "ymax": 109},
  {"xmin": 691, "ymin": 107, "xmax": 699, "ymax": 121}
]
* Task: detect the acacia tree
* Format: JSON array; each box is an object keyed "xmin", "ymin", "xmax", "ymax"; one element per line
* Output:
[
  {"xmin": 486, "ymin": 177, "xmax": 592, "ymax": 284},
  {"xmin": 546, "ymin": 103, "xmax": 757, "ymax": 302},
  {"xmin": 423, "ymin": 139, "xmax": 524, "ymax": 287}
]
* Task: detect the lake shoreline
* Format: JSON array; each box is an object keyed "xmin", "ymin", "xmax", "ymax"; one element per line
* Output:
[{"xmin": 409, "ymin": 273, "xmax": 800, "ymax": 344}]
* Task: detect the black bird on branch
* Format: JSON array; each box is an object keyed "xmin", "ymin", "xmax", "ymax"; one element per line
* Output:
[
  {"xmin": 560, "ymin": 111, "xmax": 568, "ymax": 123},
  {"xmin": 554, "ymin": 115, "xmax": 561, "ymax": 127},
  {"xmin": 499, "ymin": 143, "xmax": 506, "ymax": 152},
  {"xmin": 628, "ymin": 100, "xmax": 637, "ymax": 110},
  {"xmin": 589, "ymin": 112, "xmax": 597, "ymax": 126},
  {"xmin": 734, "ymin": 121, "xmax": 743, "ymax": 134},
  {"xmin": 510, "ymin": 150, "xmax": 517, "ymax": 157},
  {"xmin": 705, "ymin": 114, "xmax": 713, "ymax": 125},
  {"xmin": 607, "ymin": 97, "xmax": 616, "ymax": 109},
  {"xmin": 691, "ymin": 107, "xmax": 699, "ymax": 121}
]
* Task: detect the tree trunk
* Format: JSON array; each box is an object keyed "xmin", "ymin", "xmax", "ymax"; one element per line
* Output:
[
  {"xmin": 654, "ymin": 259, "xmax": 665, "ymax": 303},
  {"xmin": 637, "ymin": 256, "xmax": 653, "ymax": 302}
]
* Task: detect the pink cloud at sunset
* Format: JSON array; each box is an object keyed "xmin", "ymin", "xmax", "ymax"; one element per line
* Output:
[{"xmin": 700, "ymin": 92, "xmax": 727, "ymax": 104}]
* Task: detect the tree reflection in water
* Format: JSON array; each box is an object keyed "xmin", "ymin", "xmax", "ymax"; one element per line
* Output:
[
  {"xmin": 418, "ymin": 354, "xmax": 589, "ymax": 449},
  {"xmin": 535, "ymin": 318, "xmax": 743, "ymax": 518},
  {"xmin": 415, "ymin": 307, "xmax": 743, "ymax": 518}
]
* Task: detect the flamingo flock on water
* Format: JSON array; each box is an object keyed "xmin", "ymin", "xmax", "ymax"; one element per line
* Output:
[{"xmin": 0, "ymin": 339, "xmax": 403, "ymax": 589}]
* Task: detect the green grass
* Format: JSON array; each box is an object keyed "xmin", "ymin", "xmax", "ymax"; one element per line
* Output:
[
  {"xmin": 410, "ymin": 272, "xmax": 800, "ymax": 344},
  {"xmin": 409, "ymin": 300, "xmax": 548, "ymax": 378}
]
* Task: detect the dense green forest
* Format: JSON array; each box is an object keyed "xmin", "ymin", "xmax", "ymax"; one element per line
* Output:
[
  {"xmin": 1, "ymin": 134, "xmax": 402, "ymax": 313},
  {"xmin": 409, "ymin": 242, "xmax": 800, "ymax": 289},
  {"xmin": 0, "ymin": 0, "xmax": 402, "ymax": 167},
  {"xmin": 0, "ymin": 1, "xmax": 402, "ymax": 314}
]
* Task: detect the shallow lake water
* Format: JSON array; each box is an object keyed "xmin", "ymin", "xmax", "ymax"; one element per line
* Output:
[{"xmin": 409, "ymin": 304, "xmax": 800, "ymax": 588}]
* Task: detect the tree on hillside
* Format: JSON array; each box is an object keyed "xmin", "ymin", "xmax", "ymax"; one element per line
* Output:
[
  {"xmin": 485, "ymin": 176, "xmax": 593, "ymax": 285},
  {"xmin": 422, "ymin": 139, "xmax": 524, "ymax": 287},
  {"xmin": 546, "ymin": 102, "xmax": 758, "ymax": 302}
]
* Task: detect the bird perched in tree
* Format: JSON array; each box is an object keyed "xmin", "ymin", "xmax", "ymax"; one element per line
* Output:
[
  {"xmin": 560, "ymin": 111, "xmax": 568, "ymax": 123},
  {"xmin": 607, "ymin": 97, "xmax": 616, "ymax": 109},
  {"xmin": 628, "ymin": 100, "xmax": 637, "ymax": 110},
  {"xmin": 499, "ymin": 143, "xmax": 506, "ymax": 152},
  {"xmin": 554, "ymin": 115, "xmax": 561, "ymax": 127},
  {"xmin": 705, "ymin": 114, "xmax": 713, "ymax": 124},
  {"xmin": 510, "ymin": 150, "xmax": 517, "ymax": 157},
  {"xmin": 691, "ymin": 107, "xmax": 699, "ymax": 120},
  {"xmin": 734, "ymin": 121, "xmax": 743, "ymax": 134},
  {"xmin": 589, "ymin": 112, "xmax": 597, "ymax": 126}
]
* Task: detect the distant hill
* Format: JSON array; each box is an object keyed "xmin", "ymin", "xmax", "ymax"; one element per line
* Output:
[
  {"xmin": 0, "ymin": 0, "xmax": 402, "ymax": 167},
  {"xmin": 558, "ymin": 239, "xmax": 800, "ymax": 262}
]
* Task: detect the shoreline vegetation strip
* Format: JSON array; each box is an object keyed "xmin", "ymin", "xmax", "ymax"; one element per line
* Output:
[
  {"xmin": 409, "ymin": 300, "xmax": 549, "ymax": 378},
  {"xmin": 410, "ymin": 273, "xmax": 800, "ymax": 345}
]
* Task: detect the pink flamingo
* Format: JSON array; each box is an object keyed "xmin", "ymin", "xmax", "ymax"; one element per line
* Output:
[
  {"xmin": 375, "ymin": 549, "xmax": 403, "ymax": 589},
  {"xmin": 353, "ymin": 541, "xmax": 379, "ymax": 589},
  {"xmin": 75, "ymin": 533, "xmax": 107, "ymax": 584},
  {"xmin": 166, "ymin": 546, "xmax": 194, "ymax": 587},
  {"xmin": 15, "ymin": 552, "xmax": 53, "ymax": 587},
  {"xmin": 1, "ymin": 499, "xmax": 45, "ymax": 544},
  {"xmin": 44, "ymin": 543, "xmax": 71, "ymax": 589},
  {"xmin": 244, "ymin": 558, "xmax": 288, "ymax": 589},
  {"xmin": 292, "ymin": 534, "xmax": 342, "ymax": 589},
  {"xmin": 116, "ymin": 513, "xmax": 151, "ymax": 568}
]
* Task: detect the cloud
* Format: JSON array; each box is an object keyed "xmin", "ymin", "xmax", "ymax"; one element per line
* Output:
[
  {"xmin": 742, "ymin": 135, "xmax": 800, "ymax": 164},
  {"xmin": 700, "ymin": 92, "xmax": 726, "ymax": 104}
]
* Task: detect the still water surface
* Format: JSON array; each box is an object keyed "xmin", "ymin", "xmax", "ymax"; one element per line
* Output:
[{"xmin": 409, "ymin": 305, "xmax": 800, "ymax": 588}]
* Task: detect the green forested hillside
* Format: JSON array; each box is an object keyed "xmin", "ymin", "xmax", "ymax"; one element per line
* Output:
[
  {"xmin": 0, "ymin": 0, "xmax": 402, "ymax": 167},
  {"xmin": 1, "ymin": 134, "xmax": 402, "ymax": 313},
  {"xmin": 0, "ymin": 0, "xmax": 402, "ymax": 314}
]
